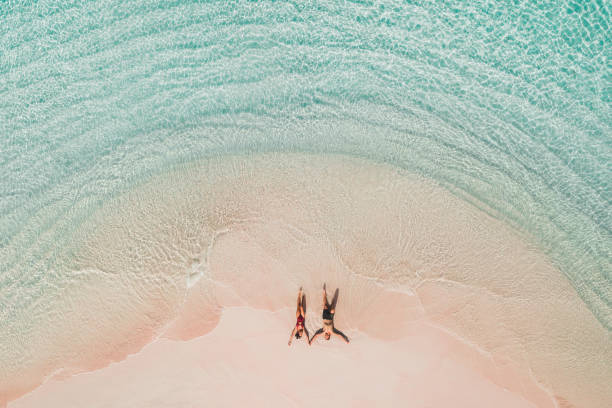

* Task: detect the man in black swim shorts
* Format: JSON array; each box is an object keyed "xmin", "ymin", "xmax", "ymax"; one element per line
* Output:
[{"xmin": 309, "ymin": 283, "xmax": 350, "ymax": 344}]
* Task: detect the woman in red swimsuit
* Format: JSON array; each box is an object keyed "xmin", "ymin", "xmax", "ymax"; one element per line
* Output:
[{"xmin": 288, "ymin": 287, "xmax": 309, "ymax": 345}]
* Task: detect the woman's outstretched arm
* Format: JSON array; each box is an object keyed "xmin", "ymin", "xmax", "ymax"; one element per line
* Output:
[{"xmin": 288, "ymin": 327, "xmax": 297, "ymax": 346}]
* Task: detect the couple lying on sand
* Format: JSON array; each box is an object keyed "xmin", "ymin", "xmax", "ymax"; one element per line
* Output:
[{"xmin": 288, "ymin": 284, "xmax": 350, "ymax": 346}]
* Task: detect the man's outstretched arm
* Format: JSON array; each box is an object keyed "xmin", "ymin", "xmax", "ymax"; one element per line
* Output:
[
  {"xmin": 309, "ymin": 328, "xmax": 324, "ymax": 345},
  {"xmin": 333, "ymin": 328, "xmax": 350, "ymax": 343}
]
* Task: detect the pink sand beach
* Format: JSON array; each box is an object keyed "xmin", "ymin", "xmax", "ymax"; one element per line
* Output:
[
  {"xmin": 4, "ymin": 155, "xmax": 610, "ymax": 407},
  {"xmin": 10, "ymin": 305, "xmax": 553, "ymax": 408}
]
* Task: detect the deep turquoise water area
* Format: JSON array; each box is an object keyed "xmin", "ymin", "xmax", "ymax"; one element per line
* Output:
[{"xmin": 0, "ymin": 0, "xmax": 610, "ymax": 377}]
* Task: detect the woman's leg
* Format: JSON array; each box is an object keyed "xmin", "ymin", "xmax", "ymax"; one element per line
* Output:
[
  {"xmin": 300, "ymin": 293, "xmax": 306, "ymax": 316},
  {"xmin": 296, "ymin": 287, "xmax": 302, "ymax": 318}
]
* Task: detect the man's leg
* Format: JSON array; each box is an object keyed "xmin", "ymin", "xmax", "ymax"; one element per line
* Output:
[
  {"xmin": 330, "ymin": 288, "xmax": 339, "ymax": 314},
  {"xmin": 322, "ymin": 283, "xmax": 329, "ymax": 309}
]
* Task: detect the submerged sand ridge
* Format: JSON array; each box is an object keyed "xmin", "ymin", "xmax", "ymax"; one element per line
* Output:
[{"xmin": 5, "ymin": 154, "xmax": 611, "ymax": 407}]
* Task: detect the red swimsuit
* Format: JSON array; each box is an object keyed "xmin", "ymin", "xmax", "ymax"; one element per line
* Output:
[{"xmin": 296, "ymin": 315, "xmax": 305, "ymax": 328}]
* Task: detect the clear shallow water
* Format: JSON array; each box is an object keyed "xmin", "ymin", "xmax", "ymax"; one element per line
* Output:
[{"xmin": 0, "ymin": 0, "xmax": 610, "ymax": 405}]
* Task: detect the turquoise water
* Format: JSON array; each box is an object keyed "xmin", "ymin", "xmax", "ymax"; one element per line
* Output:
[{"xmin": 0, "ymin": 0, "xmax": 610, "ymax": 390}]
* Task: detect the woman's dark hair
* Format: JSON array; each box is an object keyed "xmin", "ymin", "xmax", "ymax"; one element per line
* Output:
[{"xmin": 295, "ymin": 332, "xmax": 301, "ymax": 339}]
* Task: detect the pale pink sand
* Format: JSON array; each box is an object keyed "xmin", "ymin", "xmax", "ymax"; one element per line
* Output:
[{"xmin": 10, "ymin": 306, "xmax": 550, "ymax": 408}]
